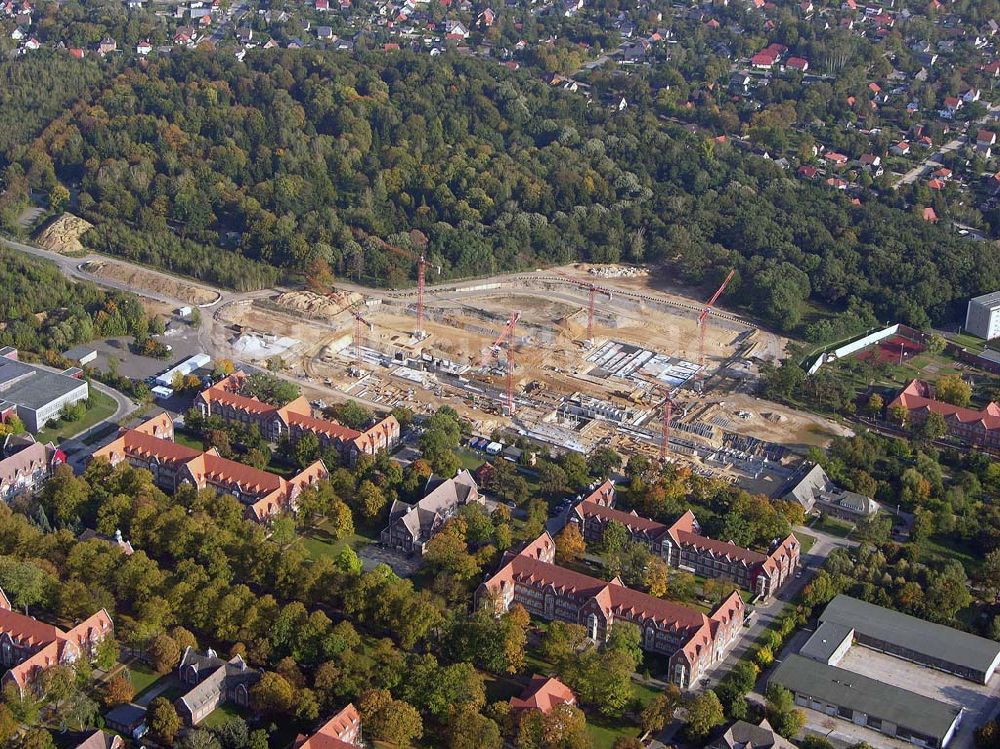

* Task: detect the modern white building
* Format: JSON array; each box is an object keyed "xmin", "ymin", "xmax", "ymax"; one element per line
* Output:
[
  {"xmin": 965, "ymin": 291, "xmax": 1000, "ymax": 340},
  {"xmin": 155, "ymin": 354, "xmax": 212, "ymax": 387},
  {"xmin": 0, "ymin": 348, "xmax": 90, "ymax": 433}
]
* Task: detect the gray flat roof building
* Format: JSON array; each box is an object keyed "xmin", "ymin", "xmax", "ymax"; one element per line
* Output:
[
  {"xmin": 821, "ymin": 595, "xmax": 1000, "ymax": 684},
  {"xmin": 799, "ymin": 621, "xmax": 854, "ymax": 664},
  {"xmin": 965, "ymin": 291, "xmax": 1000, "ymax": 340},
  {"xmin": 0, "ymin": 353, "xmax": 90, "ymax": 433},
  {"xmin": 771, "ymin": 655, "xmax": 962, "ymax": 749}
]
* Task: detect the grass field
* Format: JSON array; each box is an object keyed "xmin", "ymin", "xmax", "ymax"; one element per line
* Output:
[
  {"xmin": 201, "ymin": 702, "xmax": 249, "ymax": 728},
  {"xmin": 125, "ymin": 660, "xmax": 161, "ymax": 696},
  {"xmin": 37, "ymin": 388, "xmax": 117, "ymax": 443},
  {"xmin": 808, "ymin": 515, "xmax": 855, "ymax": 538},
  {"xmin": 922, "ymin": 534, "xmax": 979, "ymax": 573},
  {"xmin": 796, "ymin": 531, "xmax": 817, "ymax": 554}
]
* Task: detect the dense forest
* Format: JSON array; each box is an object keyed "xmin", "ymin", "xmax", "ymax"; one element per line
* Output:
[{"xmin": 2, "ymin": 49, "xmax": 997, "ymax": 331}]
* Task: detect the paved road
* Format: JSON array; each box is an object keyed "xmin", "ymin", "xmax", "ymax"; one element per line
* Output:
[
  {"xmin": 893, "ymin": 137, "xmax": 964, "ymax": 188},
  {"xmin": 701, "ymin": 524, "xmax": 856, "ymax": 690}
]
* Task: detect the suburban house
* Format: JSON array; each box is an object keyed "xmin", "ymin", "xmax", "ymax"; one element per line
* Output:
[
  {"xmin": 569, "ymin": 485, "xmax": 798, "ymax": 599},
  {"xmin": 476, "ymin": 532, "xmax": 745, "ymax": 688},
  {"xmin": 709, "ymin": 719, "xmax": 796, "ymax": 749},
  {"xmin": 293, "ymin": 704, "xmax": 362, "ymax": 748},
  {"xmin": 91, "ymin": 413, "xmax": 328, "ymax": 521},
  {"xmin": 510, "ymin": 675, "xmax": 576, "ymax": 714},
  {"xmin": 889, "ymin": 379, "xmax": 1000, "ymax": 449},
  {"xmin": 380, "ymin": 469, "xmax": 484, "ymax": 554},
  {"xmin": 72, "ymin": 731, "xmax": 124, "ymax": 749},
  {"xmin": 0, "ymin": 347, "xmax": 90, "ymax": 433},
  {"xmin": 779, "ymin": 463, "xmax": 880, "ymax": 519},
  {"xmin": 0, "ymin": 588, "xmax": 113, "ymax": 696},
  {"xmin": 0, "ymin": 434, "xmax": 65, "ymax": 502},
  {"xmin": 195, "ymin": 373, "xmax": 399, "ymax": 465},
  {"xmin": 175, "ymin": 648, "xmax": 261, "ymax": 726}
]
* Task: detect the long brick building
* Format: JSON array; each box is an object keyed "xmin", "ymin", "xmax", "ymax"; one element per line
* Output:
[
  {"xmin": 195, "ymin": 373, "xmax": 399, "ymax": 465},
  {"xmin": 476, "ymin": 532, "xmax": 745, "ymax": 689},
  {"xmin": 889, "ymin": 379, "xmax": 1000, "ymax": 449},
  {"xmin": 569, "ymin": 485, "xmax": 799, "ymax": 600},
  {"xmin": 0, "ymin": 588, "xmax": 113, "ymax": 697},
  {"xmin": 91, "ymin": 413, "xmax": 327, "ymax": 521}
]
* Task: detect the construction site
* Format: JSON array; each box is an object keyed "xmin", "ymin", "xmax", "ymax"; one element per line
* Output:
[{"xmin": 205, "ymin": 262, "xmax": 850, "ymax": 488}]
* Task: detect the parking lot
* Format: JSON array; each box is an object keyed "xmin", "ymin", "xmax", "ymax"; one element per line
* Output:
[{"xmin": 87, "ymin": 321, "xmax": 203, "ymax": 381}]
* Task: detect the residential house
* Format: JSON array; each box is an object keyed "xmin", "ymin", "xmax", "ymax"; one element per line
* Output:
[
  {"xmin": 942, "ymin": 96, "xmax": 962, "ymax": 117},
  {"xmin": 175, "ymin": 648, "xmax": 261, "ymax": 726},
  {"xmin": 510, "ymin": 675, "xmax": 575, "ymax": 713},
  {"xmin": 858, "ymin": 153, "xmax": 883, "ymax": 176},
  {"xmin": 0, "ymin": 434, "xmax": 65, "ymax": 503},
  {"xmin": 195, "ymin": 374, "xmax": 399, "ymax": 465},
  {"xmin": 824, "ymin": 151, "xmax": 849, "ymax": 168},
  {"xmin": 91, "ymin": 412, "xmax": 328, "ymax": 522},
  {"xmin": 97, "ymin": 37, "xmax": 117, "ymax": 55},
  {"xmin": 135, "ymin": 39, "xmax": 152, "ymax": 55},
  {"xmin": 73, "ymin": 731, "xmax": 125, "ymax": 749},
  {"xmin": 797, "ymin": 165, "xmax": 818, "ymax": 179},
  {"xmin": 709, "ymin": 719, "xmax": 797, "ymax": 749},
  {"xmin": 380, "ymin": 469, "xmax": 484, "ymax": 554},
  {"xmin": 978, "ymin": 130, "xmax": 997, "ymax": 148},
  {"xmin": 785, "ymin": 56, "xmax": 808, "ymax": 72},
  {"xmin": 0, "ymin": 589, "xmax": 113, "ymax": 697},
  {"xmin": 104, "ymin": 704, "xmax": 147, "ymax": 741},
  {"xmin": 569, "ymin": 487, "xmax": 798, "ymax": 600},
  {"xmin": 779, "ymin": 463, "xmax": 880, "ymax": 519},
  {"xmin": 890, "ymin": 141, "xmax": 911, "ymax": 156},
  {"xmin": 294, "ymin": 704, "xmax": 362, "ymax": 748},
  {"xmin": 477, "ymin": 532, "xmax": 745, "ymax": 689}
]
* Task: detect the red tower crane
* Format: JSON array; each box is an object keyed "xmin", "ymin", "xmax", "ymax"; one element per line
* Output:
[
  {"xmin": 481, "ymin": 312, "xmax": 521, "ymax": 415},
  {"xmin": 350, "ymin": 306, "xmax": 374, "ymax": 366},
  {"xmin": 698, "ymin": 270, "xmax": 736, "ymax": 372},
  {"xmin": 416, "ymin": 255, "xmax": 426, "ymax": 338},
  {"xmin": 659, "ymin": 389, "xmax": 673, "ymax": 461}
]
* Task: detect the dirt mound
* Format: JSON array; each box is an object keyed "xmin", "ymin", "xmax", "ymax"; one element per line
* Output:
[
  {"xmin": 82, "ymin": 260, "xmax": 218, "ymax": 306},
  {"xmin": 274, "ymin": 290, "xmax": 359, "ymax": 319},
  {"xmin": 34, "ymin": 213, "xmax": 94, "ymax": 253}
]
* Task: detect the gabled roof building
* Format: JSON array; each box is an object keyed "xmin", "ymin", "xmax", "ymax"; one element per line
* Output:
[
  {"xmin": 175, "ymin": 648, "xmax": 261, "ymax": 726},
  {"xmin": 196, "ymin": 373, "xmax": 399, "ymax": 465},
  {"xmin": 569, "ymin": 483, "xmax": 798, "ymax": 599},
  {"xmin": 293, "ymin": 704, "xmax": 362, "ymax": 748},
  {"xmin": 889, "ymin": 379, "xmax": 1000, "ymax": 449},
  {"xmin": 779, "ymin": 463, "xmax": 880, "ymax": 519},
  {"xmin": 0, "ymin": 434, "xmax": 65, "ymax": 503},
  {"xmin": 0, "ymin": 588, "xmax": 113, "ymax": 696},
  {"xmin": 510, "ymin": 675, "xmax": 576, "ymax": 713},
  {"xmin": 380, "ymin": 469, "xmax": 484, "ymax": 554},
  {"xmin": 476, "ymin": 532, "xmax": 745, "ymax": 689},
  {"xmin": 91, "ymin": 413, "xmax": 328, "ymax": 521}
]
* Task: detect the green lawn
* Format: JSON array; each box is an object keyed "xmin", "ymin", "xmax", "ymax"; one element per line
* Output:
[
  {"xmin": 456, "ymin": 446, "xmax": 487, "ymax": 471},
  {"xmin": 301, "ymin": 521, "xmax": 370, "ymax": 561},
  {"xmin": 37, "ymin": 388, "xmax": 118, "ymax": 443},
  {"xmin": 125, "ymin": 660, "xmax": 160, "ymax": 696},
  {"xmin": 808, "ymin": 515, "xmax": 855, "ymax": 538},
  {"xmin": 201, "ymin": 702, "xmax": 249, "ymax": 729},
  {"xmin": 796, "ymin": 532, "xmax": 817, "ymax": 554},
  {"xmin": 172, "ymin": 429, "xmax": 204, "ymax": 450},
  {"xmin": 922, "ymin": 534, "xmax": 979, "ymax": 573}
]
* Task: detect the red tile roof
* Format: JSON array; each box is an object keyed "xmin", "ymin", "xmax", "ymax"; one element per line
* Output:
[
  {"xmin": 510, "ymin": 675, "xmax": 576, "ymax": 713},
  {"xmin": 890, "ymin": 379, "xmax": 1000, "ymax": 430},
  {"xmin": 295, "ymin": 704, "xmax": 360, "ymax": 749}
]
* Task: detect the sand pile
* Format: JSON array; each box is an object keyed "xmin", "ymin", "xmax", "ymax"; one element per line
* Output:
[{"xmin": 34, "ymin": 213, "xmax": 94, "ymax": 253}]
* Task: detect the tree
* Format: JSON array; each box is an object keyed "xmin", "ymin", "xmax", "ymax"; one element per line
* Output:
[
  {"xmin": 102, "ymin": 672, "xmax": 135, "ymax": 707},
  {"xmin": 20, "ymin": 728, "xmax": 55, "ymax": 749},
  {"xmin": 921, "ymin": 411, "xmax": 947, "ymax": 441},
  {"xmin": 359, "ymin": 689, "xmax": 423, "ymax": 746},
  {"xmin": 602, "ymin": 520, "xmax": 629, "ymax": 554},
  {"xmin": 555, "ymin": 524, "xmax": 586, "ymax": 564},
  {"xmin": 979, "ymin": 549, "xmax": 1000, "ymax": 603},
  {"xmin": 294, "ymin": 432, "xmax": 321, "ymax": 468},
  {"xmin": 641, "ymin": 685, "xmax": 681, "ymax": 734},
  {"xmin": 449, "ymin": 707, "xmax": 503, "ymax": 749},
  {"xmin": 251, "ymin": 672, "xmax": 295, "ymax": 715},
  {"xmin": 685, "ymin": 690, "xmax": 725, "ymax": 741},
  {"xmin": 765, "ymin": 683, "xmax": 805, "ymax": 738},
  {"xmin": 936, "ymin": 375, "xmax": 971, "ymax": 407},
  {"xmin": 177, "ymin": 730, "xmax": 222, "ymax": 749},
  {"xmin": 148, "ymin": 697, "xmax": 181, "ymax": 745},
  {"xmin": 643, "ymin": 557, "xmax": 670, "ymax": 598},
  {"xmin": 355, "ymin": 480, "xmax": 387, "ymax": 523},
  {"xmin": 148, "ymin": 633, "xmax": 181, "ymax": 674},
  {"xmin": 866, "ymin": 393, "xmax": 884, "ymax": 415},
  {"xmin": 888, "ymin": 404, "xmax": 909, "ymax": 426}
]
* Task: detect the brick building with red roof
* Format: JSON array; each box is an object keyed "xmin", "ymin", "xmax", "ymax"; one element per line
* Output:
[
  {"xmin": 889, "ymin": 379, "xmax": 1000, "ymax": 449},
  {"xmin": 91, "ymin": 413, "xmax": 328, "ymax": 521},
  {"xmin": 476, "ymin": 532, "xmax": 745, "ymax": 688},
  {"xmin": 195, "ymin": 373, "xmax": 399, "ymax": 466},
  {"xmin": 293, "ymin": 704, "xmax": 362, "ymax": 749},
  {"xmin": 0, "ymin": 588, "xmax": 113, "ymax": 697},
  {"xmin": 569, "ymin": 489, "xmax": 798, "ymax": 599},
  {"xmin": 510, "ymin": 675, "xmax": 576, "ymax": 713}
]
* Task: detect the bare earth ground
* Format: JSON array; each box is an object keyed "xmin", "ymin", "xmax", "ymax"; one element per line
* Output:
[
  {"xmin": 33, "ymin": 212, "xmax": 93, "ymax": 252},
  {"xmin": 82, "ymin": 260, "xmax": 218, "ymax": 306}
]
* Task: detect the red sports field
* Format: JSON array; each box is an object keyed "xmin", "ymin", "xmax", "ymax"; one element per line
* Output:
[{"xmin": 857, "ymin": 335, "xmax": 925, "ymax": 364}]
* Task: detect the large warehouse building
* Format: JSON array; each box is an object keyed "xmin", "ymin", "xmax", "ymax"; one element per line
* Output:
[
  {"xmin": 770, "ymin": 655, "xmax": 963, "ymax": 749},
  {"xmin": 816, "ymin": 595, "xmax": 1000, "ymax": 684},
  {"xmin": 965, "ymin": 291, "xmax": 1000, "ymax": 340},
  {"xmin": 0, "ymin": 348, "xmax": 90, "ymax": 433}
]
